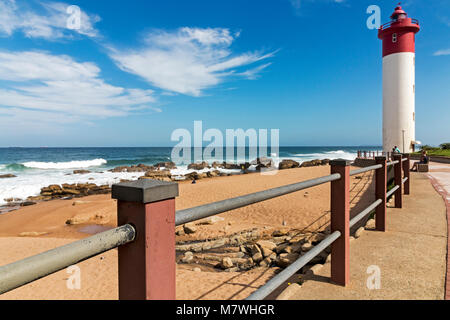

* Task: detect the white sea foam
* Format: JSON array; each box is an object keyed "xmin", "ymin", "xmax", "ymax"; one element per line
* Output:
[
  {"xmin": 22, "ymin": 158, "xmax": 107, "ymax": 169},
  {"xmin": 0, "ymin": 170, "xmax": 145, "ymax": 205}
]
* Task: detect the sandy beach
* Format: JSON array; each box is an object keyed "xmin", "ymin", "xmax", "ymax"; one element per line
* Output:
[{"xmin": 0, "ymin": 165, "xmax": 375, "ymax": 300}]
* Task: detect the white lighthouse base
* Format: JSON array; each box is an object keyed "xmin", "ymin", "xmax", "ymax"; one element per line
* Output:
[{"xmin": 382, "ymin": 52, "xmax": 416, "ymax": 153}]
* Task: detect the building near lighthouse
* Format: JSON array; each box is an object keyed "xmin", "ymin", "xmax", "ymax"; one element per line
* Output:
[{"xmin": 378, "ymin": 5, "xmax": 420, "ymax": 153}]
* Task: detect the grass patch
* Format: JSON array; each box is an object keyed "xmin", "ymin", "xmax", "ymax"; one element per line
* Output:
[{"xmin": 412, "ymin": 143, "xmax": 450, "ymax": 157}]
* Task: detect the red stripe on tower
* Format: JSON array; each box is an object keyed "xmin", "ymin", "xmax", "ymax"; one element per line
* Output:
[{"xmin": 378, "ymin": 5, "xmax": 420, "ymax": 57}]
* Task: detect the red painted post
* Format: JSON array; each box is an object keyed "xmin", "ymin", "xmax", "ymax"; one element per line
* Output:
[
  {"xmin": 375, "ymin": 156, "xmax": 387, "ymax": 231},
  {"xmin": 393, "ymin": 154, "xmax": 403, "ymax": 208},
  {"xmin": 364, "ymin": 151, "xmax": 367, "ymax": 158},
  {"xmin": 112, "ymin": 179, "xmax": 179, "ymax": 300},
  {"xmin": 403, "ymin": 153, "xmax": 410, "ymax": 195},
  {"xmin": 330, "ymin": 159, "xmax": 351, "ymax": 286}
]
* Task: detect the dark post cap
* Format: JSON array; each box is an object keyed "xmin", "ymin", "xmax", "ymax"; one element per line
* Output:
[
  {"xmin": 112, "ymin": 179, "xmax": 179, "ymax": 203},
  {"xmin": 375, "ymin": 156, "xmax": 387, "ymax": 161},
  {"xmin": 329, "ymin": 159, "xmax": 352, "ymax": 166},
  {"xmin": 392, "ymin": 153, "xmax": 403, "ymax": 158}
]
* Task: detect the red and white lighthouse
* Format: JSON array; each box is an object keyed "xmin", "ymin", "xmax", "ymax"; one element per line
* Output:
[{"xmin": 378, "ymin": 5, "xmax": 420, "ymax": 153}]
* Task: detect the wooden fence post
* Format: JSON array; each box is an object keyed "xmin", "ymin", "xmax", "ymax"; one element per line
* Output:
[
  {"xmin": 393, "ymin": 154, "xmax": 403, "ymax": 208},
  {"xmin": 112, "ymin": 179, "xmax": 179, "ymax": 300},
  {"xmin": 375, "ymin": 156, "xmax": 387, "ymax": 231},
  {"xmin": 330, "ymin": 159, "xmax": 351, "ymax": 286}
]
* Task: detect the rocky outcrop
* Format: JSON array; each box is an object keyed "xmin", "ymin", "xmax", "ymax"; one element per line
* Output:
[
  {"xmin": 28, "ymin": 183, "xmax": 111, "ymax": 201},
  {"xmin": 188, "ymin": 161, "xmax": 209, "ymax": 170},
  {"xmin": 139, "ymin": 170, "xmax": 172, "ymax": 181},
  {"xmin": 109, "ymin": 164, "xmax": 155, "ymax": 172},
  {"xmin": 300, "ymin": 159, "xmax": 330, "ymax": 167},
  {"xmin": 0, "ymin": 174, "xmax": 16, "ymax": 178},
  {"xmin": 176, "ymin": 228, "xmax": 330, "ymax": 272},
  {"xmin": 250, "ymin": 157, "xmax": 274, "ymax": 171},
  {"xmin": 278, "ymin": 160, "xmax": 300, "ymax": 170},
  {"xmin": 154, "ymin": 161, "xmax": 177, "ymax": 169},
  {"xmin": 73, "ymin": 170, "xmax": 91, "ymax": 174}
]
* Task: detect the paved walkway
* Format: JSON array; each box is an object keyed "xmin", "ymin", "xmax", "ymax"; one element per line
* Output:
[
  {"xmin": 427, "ymin": 162, "xmax": 450, "ymax": 299},
  {"xmin": 276, "ymin": 168, "xmax": 448, "ymax": 300}
]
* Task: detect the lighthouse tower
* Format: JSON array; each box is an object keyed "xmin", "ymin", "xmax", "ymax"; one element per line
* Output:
[{"xmin": 378, "ymin": 5, "xmax": 420, "ymax": 153}]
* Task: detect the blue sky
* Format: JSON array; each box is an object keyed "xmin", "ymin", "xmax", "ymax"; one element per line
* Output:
[{"xmin": 0, "ymin": 0, "xmax": 448, "ymax": 147}]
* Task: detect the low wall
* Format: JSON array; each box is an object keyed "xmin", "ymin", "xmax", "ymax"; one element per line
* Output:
[{"xmin": 409, "ymin": 154, "xmax": 450, "ymax": 164}]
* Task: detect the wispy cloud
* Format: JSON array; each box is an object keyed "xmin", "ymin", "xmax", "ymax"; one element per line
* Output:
[
  {"xmin": 0, "ymin": 51, "xmax": 158, "ymax": 127},
  {"xmin": 0, "ymin": 0, "xmax": 100, "ymax": 39},
  {"xmin": 433, "ymin": 49, "xmax": 450, "ymax": 56},
  {"xmin": 109, "ymin": 27, "xmax": 276, "ymax": 96}
]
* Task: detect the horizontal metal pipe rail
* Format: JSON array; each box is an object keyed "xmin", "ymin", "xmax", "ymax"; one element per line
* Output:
[
  {"xmin": 387, "ymin": 160, "xmax": 399, "ymax": 167},
  {"xmin": 246, "ymin": 230, "xmax": 341, "ymax": 300},
  {"xmin": 175, "ymin": 173, "xmax": 341, "ymax": 226},
  {"xmin": 0, "ymin": 224, "xmax": 135, "ymax": 295},
  {"xmin": 386, "ymin": 185, "xmax": 400, "ymax": 198},
  {"xmin": 349, "ymin": 164, "xmax": 383, "ymax": 177},
  {"xmin": 402, "ymin": 177, "xmax": 408, "ymax": 184},
  {"xmin": 401, "ymin": 158, "xmax": 408, "ymax": 162},
  {"xmin": 349, "ymin": 199, "xmax": 383, "ymax": 228}
]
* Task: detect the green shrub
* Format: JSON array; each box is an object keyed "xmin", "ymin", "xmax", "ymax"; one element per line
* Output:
[{"xmin": 440, "ymin": 143, "xmax": 450, "ymax": 150}]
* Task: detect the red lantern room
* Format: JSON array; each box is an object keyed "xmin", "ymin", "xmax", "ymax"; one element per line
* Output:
[{"xmin": 378, "ymin": 5, "xmax": 420, "ymax": 58}]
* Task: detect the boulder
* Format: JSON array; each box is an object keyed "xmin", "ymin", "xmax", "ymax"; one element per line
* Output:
[
  {"xmin": 184, "ymin": 172, "xmax": 200, "ymax": 180},
  {"xmin": 206, "ymin": 170, "xmax": 221, "ymax": 178},
  {"xmin": 354, "ymin": 227, "xmax": 364, "ymax": 238},
  {"xmin": 221, "ymin": 257, "xmax": 234, "ymax": 269},
  {"xmin": 309, "ymin": 233, "xmax": 326, "ymax": 244},
  {"xmin": 365, "ymin": 219, "xmax": 376, "ymax": 230},
  {"xmin": 0, "ymin": 174, "xmax": 16, "ymax": 178},
  {"xmin": 181, "ymin": 252, "xmax": 194, "ymax": 263},
  {"xmin": 256, "ymin": 240, "xmax": 277, "ymax": 257},
  {"xmin": 141, "ymin": 170, "xmax": 172, "ymax": 181},
  {"xmin": 73, "ymin": 170, "xmax": 91, "ymax": 174},
  {"xmin": 201, "ymin": 216, "xmax": 225, "ymax": 225},
  {"xmin": 183, "ymin": 224, "xmax": 197, "ymax": 234},
  {"xmin": 222, "ymin": 162, "xmax": 241, "ymax": 170},
  {"xmin": 278, "ymin": 160, "xmax": 300, "ymax": 170},
  {"xmin": 211, "ymin": 162, "xmax": 224, "ymax": 169},
  {"xmin": 252, "ymin": 252, "xmax": 263, "ymax": 263},
  {"xmin": 20, "ymin": 201, "xmax": 37, "ymax": 207},
  {"xmin": 154, "ymin": 161, "xmax": 176, "ymax": 169},
  {"xmin": 300, "ymin": 159, "xmax": 323, "ymax": 167},
  {"xmin": 301, "ymin": 242, "xmax": 313, "ymax": 252},
  {"xmin": 276, "ymin": 253, "xmax": 300, "ymax": 268},
  {"xmin": 188, "ymin": 161, "xmax": 209, "ymax": 170}
]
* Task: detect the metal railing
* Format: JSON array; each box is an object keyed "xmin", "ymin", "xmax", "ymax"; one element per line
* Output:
[
  {"xmin": 0, "ymin": 154, "xmax": 411, "ymax": 300},
  {"xmin": 176, "ymin": 174, "xmax": 341, "ymax": 226},
  {"xmin": 380, "ymin": 18, "xmax": 419, "ymax": 30},
  {"xmin": 0, "ymin": 224, "xmax": 135, "ymax": 294}
]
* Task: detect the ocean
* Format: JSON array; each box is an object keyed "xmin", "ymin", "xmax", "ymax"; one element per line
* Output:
[{"xmin": 0, "ymin": 146, "xmax": 380, "ymax": 205}]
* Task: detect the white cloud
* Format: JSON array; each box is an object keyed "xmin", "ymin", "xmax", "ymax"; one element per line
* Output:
[
  {"xmin": 109, "ymin": 27, "xmax": 275, "ymax": 96},
  {"xmin": 433, "ymin": 49, "xmax": 450, "ymax": 56},
  {"xmin": 0, "ymin": 51, "xmax": 158, "ymax": 127},
  {"xmin": 0, "ymin": 0, "xmax": 100, "ymax": 39}
]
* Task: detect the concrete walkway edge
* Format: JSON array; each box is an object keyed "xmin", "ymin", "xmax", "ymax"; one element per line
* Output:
[{"xmin": 427, "ymin": 173, "xmax": 450, "ymax": 300}]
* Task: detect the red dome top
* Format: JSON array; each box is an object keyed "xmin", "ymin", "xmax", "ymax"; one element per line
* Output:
[{"xmin": 390, "ymin": 5, "xmax": 407, "ymax": 20}]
